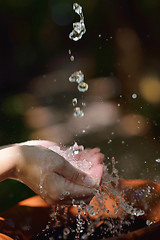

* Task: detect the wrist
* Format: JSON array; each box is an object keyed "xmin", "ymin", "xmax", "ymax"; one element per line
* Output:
[{"xmin": 0, "ymin": 146, "xmax": 19, "ymax": 181}]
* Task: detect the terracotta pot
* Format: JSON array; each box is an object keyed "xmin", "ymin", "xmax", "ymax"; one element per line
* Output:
[{"xmin": 0, "ymin": 180, "xmax": 160, "ymax": 240}]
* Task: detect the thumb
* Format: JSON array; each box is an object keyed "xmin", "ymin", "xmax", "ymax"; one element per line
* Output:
[{"xmin": 54, "ymin": 158, "xmax": 99, "ymax": 188}]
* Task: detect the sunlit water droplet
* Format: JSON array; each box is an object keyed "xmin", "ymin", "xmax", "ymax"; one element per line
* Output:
[
  {"xmin": 70, "ymin": 55, "xmax": 74, "ymax": 61},
  {"xmin": 146, "ymin": 220, "xmax": 152, "ymax": 226},
  {"xmin": 50, "ymin": 151, "xmax": 145, "ymax": 238},
  {"xmin": 82, "ymin": 102, "xmax": 86, "ymax": 107},
  {"xmin": 69, "ymin": 3, "xmax": 86, "ymax": 41},
  {"xmin": 87, "ymin": 205, "xmax": 95, "ymax": 216},
  {"xmin": 63, "ymin": 227, "xmax": 70, "ymax": 239},
  {"xmin": 69, "ymin": 70, "xmax": 84, "ymax": 83},
  {"xmin": 72, "ymin": 98, "xmax": 78, "ymax": 106},
  {"xmin": 155, "ymin": 158, "xmax": 160, "ymax": 163},
  {"xmin": 132, "ymin": 93, "xmax": 137, "ymax": 99},
  {"xmin": 73, "ymin": 107, "xmax": 84, "ymax": 117},
  {"xmin": 74, "ymin": 150, "xmax": 79, "ymax": 155},
  {"xmin": 73, "ymin": 3, "xmax": 83, "ymax": 16},
  {"xmin": 78, "ymin": 82, "xmax": 88, "ymax": 92}
]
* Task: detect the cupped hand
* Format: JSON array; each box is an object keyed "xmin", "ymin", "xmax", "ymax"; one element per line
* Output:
[{"xmin": 13, "ymin": 140, "xmax": 104, "ymax": 205}]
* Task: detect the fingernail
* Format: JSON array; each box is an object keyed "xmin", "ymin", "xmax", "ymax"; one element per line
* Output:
[{"xmin": 83, "ymin": 176, "xmax": 99, "ymax": 188}]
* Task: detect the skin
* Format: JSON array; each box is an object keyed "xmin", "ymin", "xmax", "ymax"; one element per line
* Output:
[{"xmin": 0, "ymin": 140, "xmax": 104, "ymax": 205}]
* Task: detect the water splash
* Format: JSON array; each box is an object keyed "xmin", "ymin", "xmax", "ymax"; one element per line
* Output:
[
  {"xmin": 63, "ymin": 227, "xmax": 70, "ymax": 239},
  {"xmin": 78, "ymin": 82, "xmax": 88, "ymax": 92},
  {"xmin": 68, "ymin": 49, "xmax": 75, "ymax": 62},
  {"xmin": 72, "ymin": 98, "xmax": 78, "ymax": 106},
  {"xmin": 69, "ymin": 70, "xmax": 84, "ymax": 83},
  {"xmin": 69, "ymin": 3, "xmax": 86, "ymax": 41},
  {"xmin": 69, "ymin": 3, "xmax": 87, "ymax": 118},
  {"xmin": 73, "ymin": 107, "xmax": 84, "ymax": 117},
  {"xmin": 69, "ymin": 70, "xmax": 88, "ymax": 117},
  {"xmin": 46, "ymin": 153, "xmax": 145, "ymax": 239}
]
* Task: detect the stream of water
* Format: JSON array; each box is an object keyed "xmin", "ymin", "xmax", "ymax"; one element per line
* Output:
[
  {"xmin": 39, "ymin": 2, "xmax": 145, "ymax": 239},
  {"xmin": 69, "ymin": 3, "xmax": 88, "ymax": 118}
]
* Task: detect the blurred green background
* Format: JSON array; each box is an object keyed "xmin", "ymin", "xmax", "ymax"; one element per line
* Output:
[{"xmin": 0, "ymin": 0, "xmax": 160, "ymax": 212}]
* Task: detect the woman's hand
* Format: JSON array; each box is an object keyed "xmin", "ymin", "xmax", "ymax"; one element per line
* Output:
[{"xmin": 8, "ymin": 140, "xmax": 104, "ymax": 205}]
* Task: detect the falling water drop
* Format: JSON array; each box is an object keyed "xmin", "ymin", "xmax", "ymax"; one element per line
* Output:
[
  {"xmin": 78, "ymin": 82, "xmax": 88, "ymax": 92},
  {"xmin": 63, "ymin": 227, "xmax": 70, "ymax": 239},
  {"xmin": 73, "ymin": 3, "xmax": 83, "ymax": 16},
  {"xmin": 73, "ymin": 107, "xmax": 84, "ymax": 117},
  {"xmin": 146, "ymin": 220, "xmax": 153, "ymax": 226},
  {"xmin": 132, "ymin": 93, "xmax": 137, "ymax": 99},
  {"xmin": 69, "ymin": 70, "xmax": 84, "ymax": 83},
  {"xmin": 69, "ymin": 3, "xmax": 86, "ymax": 41},
  {"xmin": 155, "ymin": 158, "xmax": 160, "ymax": 163},
  {"xmin": 70, "ymin": 55, "xmax": 75, "ymax": 61},
  {"xmin": 72, "ymin": 98, "xmax": 78, "ymax": 106}
]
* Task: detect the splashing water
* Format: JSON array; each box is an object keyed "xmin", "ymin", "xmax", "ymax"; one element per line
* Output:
[
  {"xmin": 69, "ymin": 69, "xmax": 88, "ymax": 116},
  {"xmin": 44, "ymin": 148, "xmax": 145, "ymax": 240},
  {"xmin": 68, "ymin": 3, "xmax": 88, "ymax": 117},
  {"xmin": 73, "ymin": 107, "xmax": 84, "ymax": 117},
  {"xmin": 69, "ymin": 3, "xmax": 86, "ymax": 41},
  {"xmin": 72, "ymin": 98, "xmax": 78, "ymax": 106},
  {"xmin": 78, "ymin": 82, "xmax": 88, "ymax": 93},
  {"xmin": 53, "ymin": 2, "xmax": 145, "ymax": 238},
  {"xmin": 69, "ymin": 70, "xmax": 84, "ymax": 83}
]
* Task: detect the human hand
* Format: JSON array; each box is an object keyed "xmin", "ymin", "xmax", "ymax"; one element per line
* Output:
[{"xmin": 12, "ymin": 140, "xmax": 104, "ymax": 205}]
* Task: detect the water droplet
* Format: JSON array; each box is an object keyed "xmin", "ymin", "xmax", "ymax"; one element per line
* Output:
[
  {"xmin": 70, "ymin": 55, "xmax": 74, "ymax": 61},
  {"xmin": 72, "ymin": 98, "xmax": 78, "ymax": 106},
  {"xmin": 146, "ymin": 220, "xmax": 152, "ymax": 226},
  {"xmin": 73, "ymin": 107, "xmax": 84, "ymax": 117},
  {"xmin": 155, "ymin": 158, "xmax": 160, "ymax": 163},
  {"xmin": 82, "ymin": 102, "xmax": 86, "ymax": 107},
  {"xmin": 132, "ymin": 93, "xmax": 137, "ymax": 99},
  {"xmin": 59, "ymin": 195, "xmax": 64, "ymax": 200},
  {"xmin": 72, "ymin": 199, "xmax": 77, "ymax": 206},
  {"xmin": 87, "ymin": 205, "xmax": 95, "ymax": 216},
  {"xmin": 73, "ymin": 3, "xmax": 83, "ymax": 16},
  {"xmin": 69, "ymin": 70, "xmax": 84, "ymax": 83},
  {"xmin": 78, "ymin": 82, "xmax": 88, "ymax": 92},
  {"xmin": 39, "ymin": 185, "xmax": 43, "ymax": 194},
  {"xmin": 63, "ymin": 228, "xmax": 70, "ymax": 238},
  {"xmin": 74, "ymin": 150, "xmax": 79, "ymax": 155},
  {"xmin": 49, "ymin": 237, "xmax": 54, "ymax": 240},
  {"xmin": 68, "ymin": 49, "xmax": 71, "ymax": 55},
  {"xmin": 69, "ymin": 3, "xmax": 86, "ymax": 41},
  {"xmin": 69, "ymin": 21, "xmax": 86, "ymax": 41}
]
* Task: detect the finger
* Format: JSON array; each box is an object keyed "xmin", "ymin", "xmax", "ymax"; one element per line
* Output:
[
  {"xmin": 54, "ymin": 157, "xmax": 99, "ymax": 188},
  {"xmin": 88, "ymin": 164, "xmax": 104, "ymax": 184},
  {"xmin": 47, "ymin": 173, "xmax": 94, "ymax": 203},
  {"xmin": 20, "ymin": 140, "xmax": 58, "ymax": 148}
]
